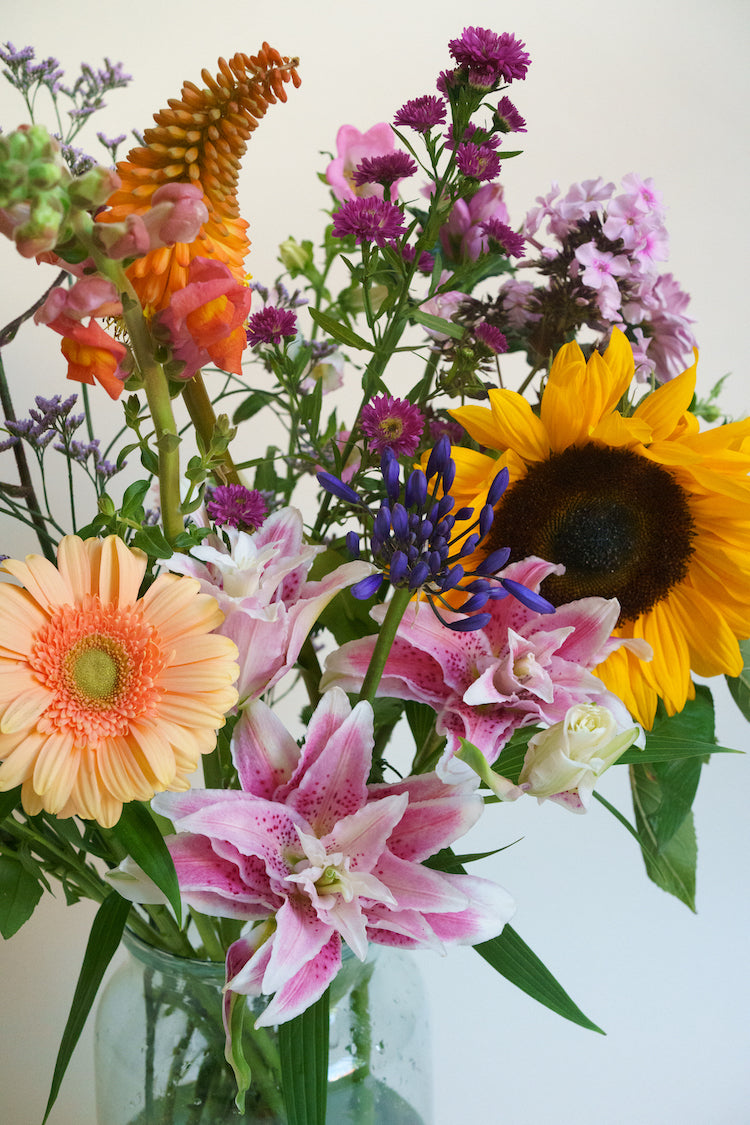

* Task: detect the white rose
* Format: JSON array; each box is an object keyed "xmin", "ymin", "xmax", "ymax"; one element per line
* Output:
[{"xmin": 519, "ymin": 703, "xmax": 640, "ymax": 812}]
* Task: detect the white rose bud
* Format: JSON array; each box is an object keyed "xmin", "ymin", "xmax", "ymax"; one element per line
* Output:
[{"xmin": 519, "ymin": 703, "xmax": 640, "ymax": 812}]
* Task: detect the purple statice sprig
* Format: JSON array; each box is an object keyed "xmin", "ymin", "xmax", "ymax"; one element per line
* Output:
[{"xmin": 317, "ymin": 435, "xmax": 554, "ymax": 631}]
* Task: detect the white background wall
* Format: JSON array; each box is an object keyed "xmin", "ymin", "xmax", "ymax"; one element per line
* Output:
[{"xmin": 0, "ymin": 2, "xmax": 748, "ymax": 1123}]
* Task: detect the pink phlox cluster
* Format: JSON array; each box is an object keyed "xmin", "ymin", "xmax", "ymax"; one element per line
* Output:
[
  {"xmin": 322, "ymin": 557, "xmax": 649, "ymax": 794},
  {"xmin": 152, "ymin": 687, "xmax": 515, "ymax": 1027},
  {"xmin": 164, "ymin": 506, "xmax": 373, "ymax": 706}
]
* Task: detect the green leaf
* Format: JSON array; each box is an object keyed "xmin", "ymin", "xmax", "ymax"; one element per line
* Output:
[
  {"xmin": 0, "ymin": 784, "xmax": 21, "ymax": 824},
  {"xmin": 224, "ymin": 991, "xmax": 253, "ymax": 1112},
  {"xmin": 726, "ymin": 638, "xmax": 750, "ymax": 721},
  {"xmin": 404, "ymin": 700, "xmax": 438, "ymax": 753},
  {"xmin": 491, "ymin": 726, "xmax": 539, "ymax": 784},
  {"xmin": 409, "ymin": 307, "xmax": 465, "ymax": 340},
  {"xmin": 631, "ymin": 755, "xmax": 703, "ymax": 849},
  {"xmin": 232, "ymin": 389, "xmax": 277, "ymax": 426},
  {"xmin": 425, "ymin": 845, "xmax": 519, "ymax": 873},
  {"xmin": 307, "ymin": 307, "xmax": 373, "ymax": 351},
  {"xmin": 103, "ymin": 801, "xmax": 181, "ymax": 924},
  {"xmin": 639, "ymin": 808, "xmax": 697, "ymax": 911},
  {"xmin": 0, "ymin": 855, "xmax": 43, "ymax": 938},
  {"xmin": 42, "ymin": 892, "xmax": 131, "ymax": 1123},
  {"xmin": 618, "ymin": 738, "xmax": 741, "ymax": 765},
  {"xmin": 279, "ymin": 987, "xmax": 330, "ymax": 1125},
  {"xmin": 474, "ymin": 926, "xmax": 604, "ymax": 1034}
]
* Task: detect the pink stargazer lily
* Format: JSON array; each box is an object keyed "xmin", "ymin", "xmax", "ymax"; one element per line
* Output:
[
  {"xmin": 152, "ymin": 688, "xmax": 514, "ymax": 1027},
  {"xmin": 165, "ymin": 506, "xmax": 373, "ymax": 705},
  {"xmin": 323, "ymin": 557, "xmax": 650, "ymax": 794}
]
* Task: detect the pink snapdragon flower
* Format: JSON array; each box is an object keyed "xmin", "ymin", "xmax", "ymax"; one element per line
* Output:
[
  {"xmin": 94, "ymin": 182, "xmax": 208, "ymax": 260},
  {"xmin": 440, "ymin": 183, "xmax": 510, "ymax": 263},
  {"xmin": 155, "ymin": 257, "xmax": 252, "ymax": 379},
  {"xmin": 35, "ymin": 275, "xmax": 123, "ymax": 324},
  {"xmin": 325, "ymin": 123, "xmax": 401, "ymax": 202},
  {"xmin": 323, "ymin": 557, "xmax": 649, "ymax": 793},
  {"xmin": 152, "ymin": 688, "xmax": 514, "ymax": 1027},
  {"xmin": 165, "ymin": 506, "xmax": 373, "ymax": 705}
]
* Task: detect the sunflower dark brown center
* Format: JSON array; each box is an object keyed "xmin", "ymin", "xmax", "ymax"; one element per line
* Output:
[{"xmin": 486, "ymin": 443, "xmax": 695, "ymax": 621}]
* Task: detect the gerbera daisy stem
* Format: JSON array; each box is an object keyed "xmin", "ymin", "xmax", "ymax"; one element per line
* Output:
[{"xmin": 181, "ymin": 373, "xmax": 241, "ymax": 487}]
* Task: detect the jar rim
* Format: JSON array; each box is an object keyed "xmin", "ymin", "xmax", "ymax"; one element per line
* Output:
[{"xmin": 122, "ymin": 928, "xmax": 227, "ymax": 982}]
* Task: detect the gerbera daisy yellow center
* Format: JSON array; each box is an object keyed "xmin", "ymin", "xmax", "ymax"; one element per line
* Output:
[
  {"xmin": 64, "ymin": 636, "xmax": 126, "ymax": 705},
  {"xmin": 486, "ymin": 443, "xmax": 696, "ymax": 621}
]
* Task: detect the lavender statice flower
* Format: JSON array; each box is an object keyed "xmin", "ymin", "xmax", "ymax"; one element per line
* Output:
[
  {"xmin": 352, "ymin": 151, "xmax": 417, "ymax": 190},
  {"xmin": 331, "ymin": 197, "xmax": 407, "ymax": 248},
  {"xmin": 246, "ymin": 306, "xmax": 298, "ymax": 347},
  {"xmin": 359, "ymin": 394, "xmax": 425, "ymax": 457},
  {"xmin": 393, "ymin": 95, "xmax": 447, "ymax": 134},
  {"xmin": 317, "ymin": 436, "xmax": 554, "ymax": 631},
  {"xmin": 206, "ymin": 484, "xmax": 268, "ymax": 532}
]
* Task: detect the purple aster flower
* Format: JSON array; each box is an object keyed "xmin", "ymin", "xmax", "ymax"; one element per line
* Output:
[
  {"xmin": 352, "ymin": 151, "xmax": 418, "ymax": 189},
  {"xmin": 475, "ymin": 322, "xmax": 508, "ymax": 354},
  {"xmin": 331, "ymin": 197, "xmax": 407, "ymax": 248},
  {"xmin": 479, "ymin": 218, "xmax": 526, "ymax": 258},
  {"xmin": 393, "ymin": 95, "xmax": 447, "ymax": 134},
  {"xmin": 206, "ymin": 484, "xmax": 268, "ymax": 532},
  {"xmin": 444, "ymin": 123, "xmax": 501, "ymax": 152},
  {"xmin": 401, "ymin": 243, "xmax": 436, "ymax": 274},
  {"xmin": 246, "ymin": 306, "xmax": 298, "ymax": 347},
  {"xmin": 496, "ymin": 95, "xmax": 527, "ymax": 133},
  {"xmin": 455, "ymin": 142, "xmax": 502, "ymax": 182},
  {"xmin": 448, "ymin": 28, "xmax": 531, "ymax": 85},
  {"xmin": 360, "ymin": 394, "xmax": 425, "ymax": 457}
]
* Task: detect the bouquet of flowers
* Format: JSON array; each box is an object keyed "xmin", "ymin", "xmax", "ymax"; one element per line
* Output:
[{"xmin": 0, "ymin": 24, "xmax": 748, "ymax": 1125}]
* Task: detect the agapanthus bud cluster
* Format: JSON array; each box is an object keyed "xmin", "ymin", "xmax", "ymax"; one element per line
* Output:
[{"xmin": 317, "ymin": 435, "xmax": 553, "ymax": 631}]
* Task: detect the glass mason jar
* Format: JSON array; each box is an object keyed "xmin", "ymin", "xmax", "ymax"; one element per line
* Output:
[{"xmin": 95, "ymin": 930, "xmax": 432, "ymax": 1124}]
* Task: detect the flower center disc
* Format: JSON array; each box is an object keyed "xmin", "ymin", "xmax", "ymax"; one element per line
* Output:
[
  {"xmin": 65, "ymin": 634, "xmax": 126, "ymax": 705},
  {"xmin": 486, "ymin": 443, "xmax": 695, "ymax": 621}
]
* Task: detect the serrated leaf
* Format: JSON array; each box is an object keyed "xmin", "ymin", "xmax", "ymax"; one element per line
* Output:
[
  {"xmin": 0, "ymin": 855, "xmax": 43, "ymax": 938},
  {"xmin": 409, "ymin": 307, "xmax": 465, "ymax": 339},
  {"xmin": 307, "ymin": 307, "xmax": 373, "ymax": 351},
  {"xmin": 42, "ymin": 892, "xmax": 131, "ymax": 1123},
  {"xmin": 103, "ymin": 801, "xmax": 181, "ymax": 924},
  {"xmin": 474, "ymin": 926, "xmax": 604, "ymax": 1034},
  {"xmin": 726, "ymin": 638, "xmax": 750, "ymax": 720},
  {"xmin": 279, "ymin": 987, "xmax": 330, "ymax": 1125}
]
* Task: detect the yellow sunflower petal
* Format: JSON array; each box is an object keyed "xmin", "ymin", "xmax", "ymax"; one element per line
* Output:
[
  {"xmin": 601, "ymin": 326, "xmax": 636, "ymax": 406},
  {"xmin": 668, "ymin": 582, "xmax": 743, "ymax": 678},
  {"xmin": 633, "ymin": 364, "xmax": 696, "ymax": 441},
  {"xmin": 448, "ymin": 404, "xmax": 508, "ymax": 452},
  {"xmin": 487, "ymin": 389, "xmax": 551, "ymax": 462}
]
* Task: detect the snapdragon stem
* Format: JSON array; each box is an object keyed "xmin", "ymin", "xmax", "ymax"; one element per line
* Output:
[
  {"xmin": 358, "ymin": 585, "xmax": 412, "ymax": 707},
  {"xmin": 182, "ymin": 372, "xmax": 241, "ymax": 485}
]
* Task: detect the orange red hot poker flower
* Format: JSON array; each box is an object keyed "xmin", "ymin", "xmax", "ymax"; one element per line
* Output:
[{"xmin": 97, "ymin": 44, "xmax": 300, "ymax": 312}]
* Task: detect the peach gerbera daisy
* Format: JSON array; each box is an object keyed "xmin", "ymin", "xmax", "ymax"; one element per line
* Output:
[
  {"xmin": 447, "ymin": 328, "xmax": 750, "ymax": 727},
  {"xmin": 96, "ymin": 44, "xmax": 300, "ymax": 312},
  {"xmin": 0, "ymin": 535, "xmax": 239, "ymax": 827}
]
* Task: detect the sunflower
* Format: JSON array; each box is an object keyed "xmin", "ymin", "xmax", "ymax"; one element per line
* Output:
[
  {"xmin": 0, "ymin": 535, "xmax": 239, "ymax": 826},
  {"xmin": 96, "ymin": 45, "xmax": 300, "ymax": 312},
  {"xmin": 448, "ymin": 328, "xmax": 750, "ymax": 727}
]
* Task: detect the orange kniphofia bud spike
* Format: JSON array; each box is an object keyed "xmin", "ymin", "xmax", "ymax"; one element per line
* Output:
[{"xmin": 97, "ymin": 44, "xmax": 300, "ymax": 311}]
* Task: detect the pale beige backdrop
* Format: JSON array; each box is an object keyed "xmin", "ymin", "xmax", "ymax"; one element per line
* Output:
[{"xmin": 0, "ymin": 2, "xmax": 748, "ymax": 1123}]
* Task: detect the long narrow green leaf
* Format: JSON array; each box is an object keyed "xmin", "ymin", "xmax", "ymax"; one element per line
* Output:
[
  {"xmin": 618, "ymin": 739, "xmax": 741, "ymax": 764},
  {"xmin": 105, "ymin": 800, "xmax": 181, "ymax": 924},
  {"xmin": 409, "ymin": 307, "xmax": 465, "ymax": 339},
  {"xmin": 279, "ymin": 987, "xmax": 330, "ymax": 1125},
  {"xmin": 307, "ymin": 307, "xmax": 374, "ymax": 351},
  {"xmin": 474, "ymin": 926, "xmax": 604, "ymax": 1034},
  {"xmin": 42, "ymin": 892, "xmax": 131, "ymax": 1123}
]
